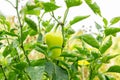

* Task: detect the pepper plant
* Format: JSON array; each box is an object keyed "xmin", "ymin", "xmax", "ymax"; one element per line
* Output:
[{"xmin": 0, "ymin": 0, "xmax": 120, "ymax": 80}]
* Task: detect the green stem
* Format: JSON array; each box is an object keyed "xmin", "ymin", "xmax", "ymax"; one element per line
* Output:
[
  {"xmin": 6, "ymin": 0, "xmax": 15, "ymax": 8},
  {"xmin": 62, "ymin": 8, "xmax": 69, "ymax": 48},
  {"xmin": 63, "ymin": 8, "xmax": 69, "ymax": 24},
  {"xmin": 15, "ymin": 0, "xmax": 30, "ymax": 65},
  {"xmin": 38, "ymin": 12, "xmax": 45, "ymax": 33},
  {"xmin": 0, "ymin": 65, "xmax": 7, "ymax": 80}
]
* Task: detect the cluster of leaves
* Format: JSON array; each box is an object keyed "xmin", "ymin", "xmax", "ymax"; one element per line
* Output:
[{"xmin": 0, "ymin": 0, "xmax": 120, "ymax": 80}]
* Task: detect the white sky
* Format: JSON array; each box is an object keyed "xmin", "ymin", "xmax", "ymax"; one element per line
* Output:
[{"xmin": 0, "ymin": 0, "xmax": 120, "ymax": 32}]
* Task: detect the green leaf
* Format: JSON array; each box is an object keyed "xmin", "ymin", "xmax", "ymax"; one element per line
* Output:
[
  {"xmin": 31, "ymin": 59, "xmax": 46, "ymax": 66},
  {"xmin": 61, "ymin": 51, "xmax": 77, "ymax": 57},
  {"xmin": 85, "ymin": 0, "xmax": 101, "ymax": 16},
  {"xmin": 25, "ymin": 17, "xmax": 38, "ymax": 32},
  {"xmin": 10, "ymin": 48, "xmax": 18, "ymax": 57},
  {"xmin": 70, "ymin": 15, "xmax": 90, "ymax": 25},
  {"xmin": 107, "ymin": 65, "xmax": 120, "ymax": 73},
  {"xmin": 42, "ymin": 20, "xmax": 54, "ymax": 32},
  {"xmin": 98, "ymin": 73, "xmax": 106, "ymax": 80},
  {"xmin": 75, "ymin": 46, "xmax": 89, "ymax": 55},
  {"xmin": 99, "ymin": 36, "xmax": 112, "ymax": 54},
  {"xmin": 26, "ymin": 9, "xmax": 40, "ymax": 16},
  {"xmin": 34, "ymin": 44, "xmax": 47, "ymax": 55},
  {"xmin": 102, "ymin": 54, "xmax": 119, "ymax": 63},
  {"xmin": 84, "ymin": 0, "xmax": 92, "ymax": 5},
  {"xmin": 37, "ymin": 33, "xmax": 43, "ymax": 43},
  {"xmin": 110, "ymin": 16, "xmax": 120, "ymax": 25},
  {"xmin": 45, "ymin": 62, "xmax": 55, "ymax": 79},
  {"xmin": 29, "ymin": 28, "xmax": 38, "ymax": 36},
  {"xmin": 104, "ymin": 27, "xmax": 120, "ymax": 36},
  {"xmin": 0, "ymin": 30, "xmax": 18, "ymax": 37},
  {"xmin": 53, "ymin": 65, "xmax": 69, "ymax": 80},
  {"xmin": 105, "ymin": 75, "xmax": 116, "ymax": 80},
  {"xmin": 65, "ymin": 0, "xmax": 82, "ymax": 8},
  {"xmin": 91, "ymin": 51, "xmax": 101, "ymax": 59},
  {"xmin": 8, "ymin": 72, "xmax": 17, "ymax": 80},
  {"xmin": 20, "ymin": 2, "xmax": 41, "ymax": 16},
  {"xmin": 46, "ymin": 24, "xmax": 54, "ymax": 32},
  {"xmin": 3, "ymin": 46, "xmax": 11, "ymax": 57},
  {"xmin": 45, "ymin": 61, "xmax": 69, "ymax": 80},
  {"xmin": 43, "ymin": 2, "xmax": 59, "ymax": 12},
  {"xmin": 103, "ymin": 17, "xmax": 108, "ymax": 26},
  {"xmin": 80, "ymin": 34, "xmax": 100, "ymax": 49},
  {"xmin": 67, "ymin": 28, "xmax": 75, "ymax": 35},
  {"xmin": 13, "ymin": 62, "xmax": 28, "ymax": 71},
  {"xmin": 95, "ymin": 22, "xmax": 102, "ymax": 30},
  {"xmin": 26, "ymin": 66, "xmax": 45, "ymax": 80}
]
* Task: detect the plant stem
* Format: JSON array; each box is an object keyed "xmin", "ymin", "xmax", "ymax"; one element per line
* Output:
[
  {"xmin": 38, "ymin": 12, "xmax": 45, "ymax": 33},
  {"xmin": 0, "ymin": 65, "xmax": 7, "ymax": 80},
  {"xmin": 61, "ymin": 8, "xmax": 69, "ymax": 48},
  {"xmin": 6, "ymin": 0, "xmax": 15, "ymax": 8},
  {"xmin": 63, "ymin": 8, "xmax": 69, "ymax": 24},
  {"xmin": 15, "ymin": 0, "xmax": 30, "ymax": 65}
]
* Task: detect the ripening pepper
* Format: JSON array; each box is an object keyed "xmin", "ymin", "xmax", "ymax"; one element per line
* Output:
[{"xmin": 45, "ymin": 31, "xmax": 63, "ymax": 59}]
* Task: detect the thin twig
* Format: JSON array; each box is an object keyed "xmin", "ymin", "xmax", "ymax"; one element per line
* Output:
[
  {"xmin": 50, "ymin": 12, "xmax": 63, "ymax": 26},
  {"xmin": 0, "ymin": 65, "xmax": 7, "ymax": 80},
  {"xmin": 38, "ymin": 12, "xmax": 45, "ymax": 33},
  {"xmin": 15, "ymin": 0, "xmax": 31, "ymax": 65},
  {"xmin": 6, "ymin": 0, "xmax": 16, "ymax": 8},
  {"xmin": 61, "ymin": 8, "xmax": 69, "ymax": 48}
]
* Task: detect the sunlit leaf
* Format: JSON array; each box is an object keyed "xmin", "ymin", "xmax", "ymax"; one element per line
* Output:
[
  {"xmin": 65, "ymin": 0, "xmax": 82, "ymax": 8},
  {"xmin": 102, "ymin": 54, "xmax": 119, "ymax": 63},
  {"xmin": 43, "ymin": 2, "xmax": 59, "ymax": 12},
  {"xmin": 25, "ymin": 17, "xmax": 38, "ymax": 32},
  {"xmin": 70, "ymin": 15, "xmax": 90, "ymax": 25},
  {"xmin": 85, "ymin": 0, "xmax": 101, "ymax": 16},
  {"xmin": 99, "ymin": 36, "xmax": 112, "ymax": 54},
  {"xmin": 110, "ymin": 16, "xmax": 120, "ymax": 25},
  {"xmin": 103, "ymin": 17, "xmax": 108, "ymax": 26},
  {"xmin": 107, "ymin": 65, "xmax": 120, "ymax": 73},
  {"xmin": 79, "ymin": 34, "xmax": 100, "ymax": 49},
  {"xmin": 104, "ymin": 27, "xmax": 120, "ymax": 36}
]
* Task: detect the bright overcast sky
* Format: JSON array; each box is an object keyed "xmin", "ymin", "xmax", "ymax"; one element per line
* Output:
[{"xmin": 0, "ymin": 0, "xmax": 120, "ymax": 31}]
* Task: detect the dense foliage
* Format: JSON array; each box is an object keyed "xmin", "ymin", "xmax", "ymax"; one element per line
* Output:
[{"xmin": 0, "ymin": 0, "xmax": 120, "ymax": 80}]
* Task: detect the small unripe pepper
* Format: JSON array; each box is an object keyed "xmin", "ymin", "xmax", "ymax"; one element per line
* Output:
[{"xmin": 45, "ymin": 31, "xmax": 63, "ymax": 59}]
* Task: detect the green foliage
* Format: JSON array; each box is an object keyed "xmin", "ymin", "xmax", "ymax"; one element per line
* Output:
[
  {"xmin": 65, "ymin": 0, "xmax": 82, "ymax": 8},
  {"xmin": 85, "ymin": 0, "xmax": 101, "ymax": 16},
  {"xmin": 70, "ymin": 15, "xmax": 90, "ymax": 25},
  {"xmin": 79, "ymin": 34, "xmax": 100, "ymax": 49},
  {"xmin": 25, "ymin": 17, "xmax": 38, "ymax": 32},
  {"xmin": 0, "ymin": 0, "xmax": 120, "ymax": 80},
  {"xmin": 107, "ymin": 65, "xmax": 120, "ymax": 73},
  {"xmin": 104, "ymin": 27, "xmax": 120, "ymax": 36},
  {"xmin": 99, "ymin": 36, "xmax": 112, "ymax": 54},
  {"xmin": 42, "ymin": 2, "xmax": 60, "ymax": 12},
  {"xmin": 110, "ymin": 16, "xmax": 120, "ymax": 25}
]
